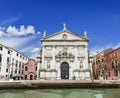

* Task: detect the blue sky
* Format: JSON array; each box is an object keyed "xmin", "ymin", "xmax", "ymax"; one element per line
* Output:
[{"xmin": 0, "ymin": 0, "xmax": 120, "ymax": 58}]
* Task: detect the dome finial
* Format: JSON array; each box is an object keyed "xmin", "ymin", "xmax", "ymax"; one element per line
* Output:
[{"xmin": 63, "ymin": 23, "xmax": 67, "ymax": 30}]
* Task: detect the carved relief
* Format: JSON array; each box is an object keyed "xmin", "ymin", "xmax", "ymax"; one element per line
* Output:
[
  {"xmin": 45, "ymin": 46, "xmax": 53, "ymax": 50},
  {"xmin": 55, "ymin": 46, "xmax": 75, "ymax": 62},
  {"xmin": 45, "ymin": 46, "xmax": 53, "ymax": 56},
  {"xmin": 62, "ymin": 34, "xmax": 67, "ymax": 39},
  {"xmin": 77, "ymin": 46, "xmax": 85, "ymax": 57}
]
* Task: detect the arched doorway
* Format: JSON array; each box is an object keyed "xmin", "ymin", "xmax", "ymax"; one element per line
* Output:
[
  {"xmin": 61, "ymin": 62, "xmax": 69, "ymax": 79},
  {"xmin": 30, "ymin": 74, "xmax": 33, "ymax": 80}
]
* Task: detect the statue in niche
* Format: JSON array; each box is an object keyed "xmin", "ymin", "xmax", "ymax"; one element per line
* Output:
[
  {"xmin": 63, "ymin": 46, "xmax": 67, "ymax": 56},
  {"xmin": 47, "ymin": 61, "xmax": 50, "ymax": 69},
  {"xmin": 58, "ymin": 51, "xmax": 61, "ymax": 56},
  {"xmin": 79, "ymin": 61, "xmax": 83, "ymax": 69}
]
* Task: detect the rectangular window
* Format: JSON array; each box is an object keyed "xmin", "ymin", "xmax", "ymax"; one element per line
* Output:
[
  {"xmin": 25, "ymin": 66, "xmax": 28, "ymax": 71},
  {"xmin": 40, "ymin": 60, "xmax": 41, "ymax": 63},
  {"xmin": 22, "ymin": 63, "xmax": 24, "ymax": 68},
  {"xmin": 0, "ymin": 67, "xmax": 1, "ymax": 72},
  {"xmin": 17, "ymin": 53, "xmax": 18, "ymax": 56},
  {"xmin": 108, "ymin": 72, "xmax": 110, "ymax": 77},
  {"xmin": 36, "ymin": 66, "xmax": 37, "ymax": 71},
  {"xmin": 0, "ymin": 46, "xmax": 3, "ymax": 51},
  {"xmin": 6, "ymin": 68, "xmax": 8, "ymax": 72},
  {"xmin": 19, "ymin": 62, "xmax": 21, "ymax": 68},
  {"xmin": 114, "ymin": 53, "xmax": 117, "ymax": 57},
  {"xmin": 7, "ymin": 57, "xmax": 10, "ymax": 63},
  {"xmin": 22, "ymin": 70, "xmax": 23, "ymax": 74},
  {"xmin": 102, "ymin": 58, "xmax": 104, "ymax": 62},
  {"xmin": 16, "ymin": 60, "xmax": 18, "ymax": 67},
  {"xmin": 8, "ymin": 51, "xmax": 10, "ymax": 54},
  {"xmin": 15, "ymin": 69, "xmax": 17, "ymax": 74},
  {"xmin": 19, "ymin": 70, "xmax": 21, "ymax": 74},
  {"xmin": 0, "ymin": 54, "xmax": 2, "ymax": 62}
]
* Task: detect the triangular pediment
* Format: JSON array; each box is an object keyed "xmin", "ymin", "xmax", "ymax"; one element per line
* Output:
[{"xmin": 41, "ymin": 30, "xmax": 89, "ymax": 41}]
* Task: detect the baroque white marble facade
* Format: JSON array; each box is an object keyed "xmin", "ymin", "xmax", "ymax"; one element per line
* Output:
[{"xmin": 39, "ymin": 24, "xmax": 92, "ymax": 80}]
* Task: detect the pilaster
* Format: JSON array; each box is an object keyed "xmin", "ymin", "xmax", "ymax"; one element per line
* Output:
[
  {"xmin": 42, "ymin": 45, "xmax": 45, "ymax": 69},
  {"xmin": 52, "ymin": 45, "xmax": 56, "ymax": 69}
]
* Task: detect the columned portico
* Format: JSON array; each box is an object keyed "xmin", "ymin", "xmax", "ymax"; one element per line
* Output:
[{"xmin": 39, "ymin": 24, "xmax": 92, "ymax": 80}]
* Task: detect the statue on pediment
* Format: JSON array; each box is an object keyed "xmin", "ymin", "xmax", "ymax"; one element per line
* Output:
[{"xmin": 43, "ymin": 31, "xmax": 46, "ymax": 38}]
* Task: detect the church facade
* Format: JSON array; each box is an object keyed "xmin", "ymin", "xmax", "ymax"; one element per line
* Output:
[{"xmin": 38, "ymin": 24, "xmax": 93, "ymax": 80}]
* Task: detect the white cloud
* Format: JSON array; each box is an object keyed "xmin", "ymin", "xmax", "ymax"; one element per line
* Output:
[
  {"xmin": 0, "ymin": 25, "xmax": 41, "ymax": 37},
  {"xmin": 6, "ymin": 26, "xmax": 18, "ymax": 36},
  {"xmin": 0, "ymin": 36, "xmax": 36, "ymax": 49},
  {"xmin": 31, "ymin": 48, "xmax": 40, "ymax": 54},
  {"xmin": 30, "ymin": 48, "xmax": 40, "ymax": 59},
  {"xmin": 26, "ymin": 25, "xmax": 35, "ymax": 34},
  {"xmin": 0, "ymin": 27, "xmax": 8, "ymax": 37},
  {"xmin": 0, "ymin": 25, "xmax": 41, "ymax": 58},
  {"xmin": 20, "ymin": 45, "xmax": 34, "ymax": 53},
  {"xmin": 20, "ymin": 46, "xmax": 40, "ymax": 59},
  {"xmin": 0, "ymin": 31, "xmax": 5, "ymax": 37},
  {"xmin": 37, "ymin": 31, "xmax": 41, "ymax": 34},
  {"xmin": 6, "ymin": 25, "xmax": 35, "ymax": 36}
]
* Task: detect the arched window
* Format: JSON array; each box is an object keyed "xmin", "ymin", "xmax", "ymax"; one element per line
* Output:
[
  {"xmin": 115, "ymin": 60, "xmax": 117, "ymax": 66},
  {"xmin": 0, "ymin": 54, "xmax": 2, "ymax": 62},
  {"xmin": 25, "ymin": 66, "xmax": 28, "ymax": 71},
  {"xmin": 36, "ymin": 66, "xmax": 37, "ymax": 71},
  {"xmin": 112, "ymin": 61, "xmax": 114, "ymax": 68}
]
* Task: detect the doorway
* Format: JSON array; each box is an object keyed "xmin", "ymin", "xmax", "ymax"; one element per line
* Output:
[
  {"xmin": 30, "ymin": 74, "xmax": 33, "ymax": 80},
  {"xmin": 61, "ymin": 62, "xmax": 69, "ymax": 79}
]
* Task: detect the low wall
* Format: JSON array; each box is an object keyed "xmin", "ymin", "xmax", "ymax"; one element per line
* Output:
[{"xmin": 0, "ymin": 80, "xmax": 120, "ymax": 89}]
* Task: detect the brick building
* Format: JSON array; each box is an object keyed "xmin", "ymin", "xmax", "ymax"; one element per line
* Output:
[
  {"xmin": 105, "ymin": 47, "xmax": 120, "ymax": 80},
  {"xmin": 92, "ymin": 48, "xmax": 113, "ymax": 79},
  {"xmin": 23, "ymin": 59, "xmax": 37, "ymax": 80}
]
